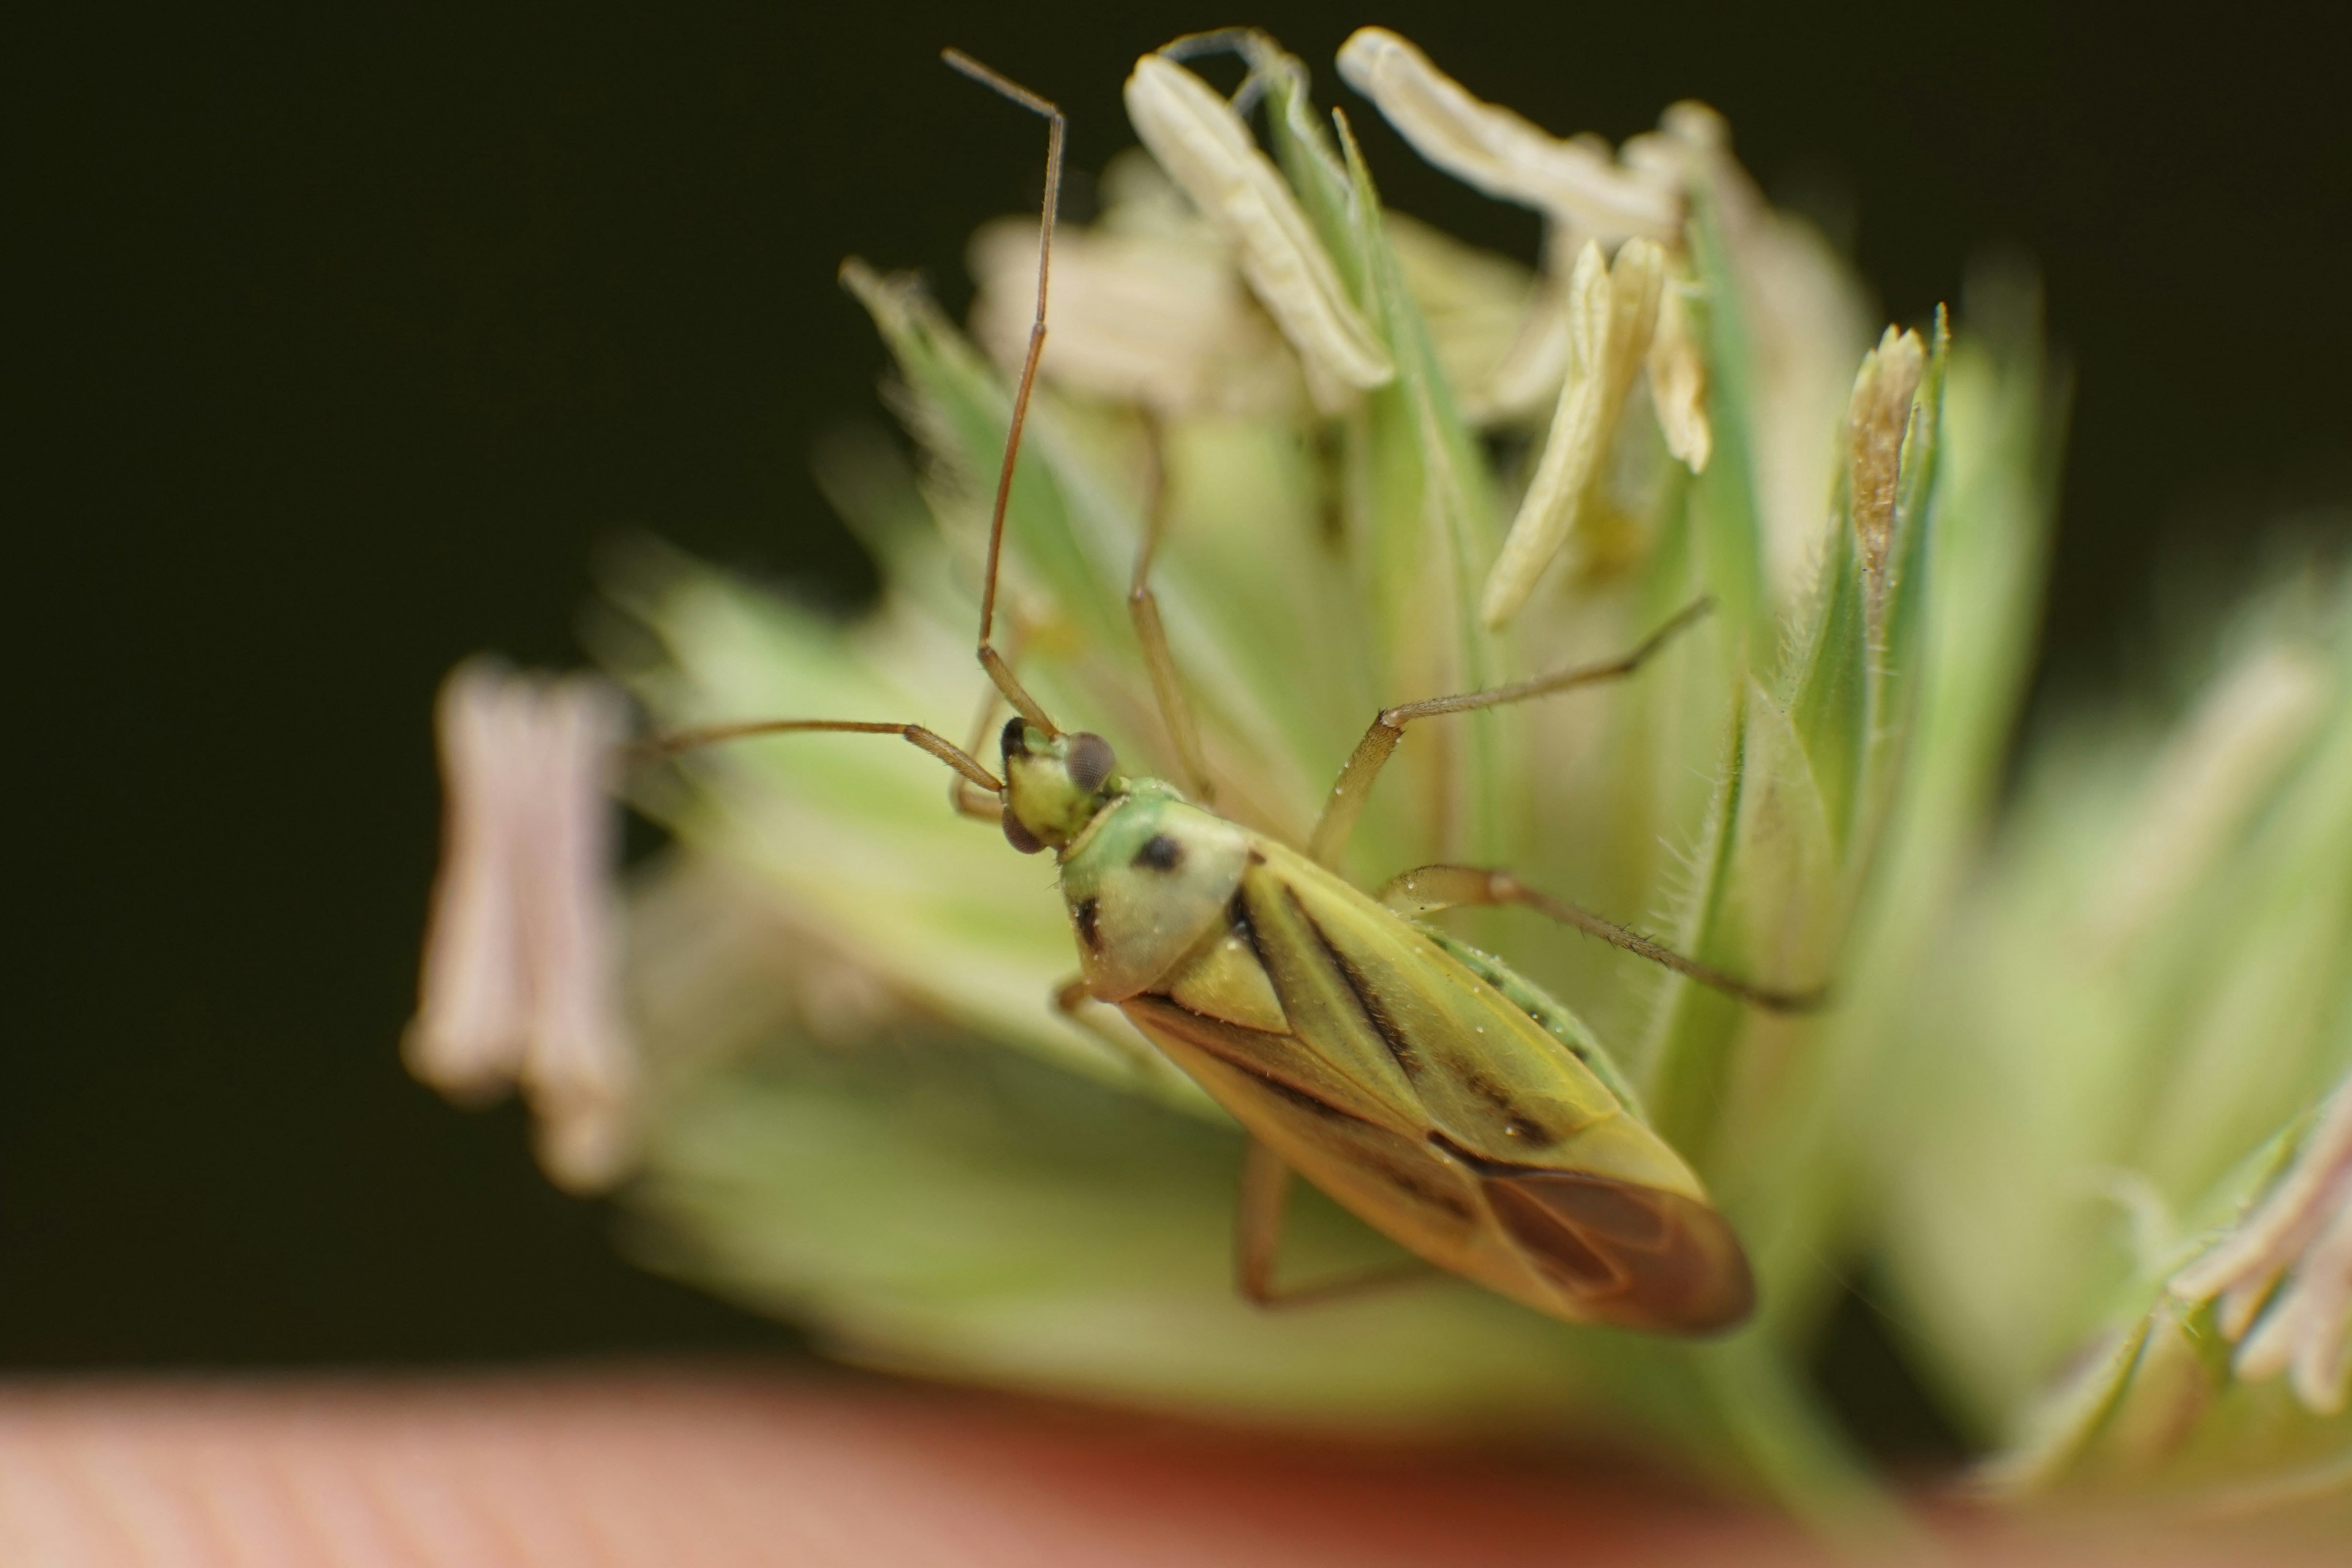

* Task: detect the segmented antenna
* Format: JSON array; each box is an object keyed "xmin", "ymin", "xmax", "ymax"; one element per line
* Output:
[
  {"xmin": 943, "ymin": 48, "xmax": 1065, "ymax": 739},
  {"xmin": 625, "ymin": 51, "xmax": 1071, "ymax": 794}
]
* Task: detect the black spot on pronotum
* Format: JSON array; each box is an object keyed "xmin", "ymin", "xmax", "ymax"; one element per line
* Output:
[
  {"xmin": 1000, "ymin": 715, "xmax": 1028, "ymax": 762},
  {"xmin": 1066, "ymin": 731, "xmax": 1117, "ymax": 793},
  {"xmin": 1132, "ymin": 833, "xmax": 1183, "ymax": 872},
  {"xmin": 1074, "ymin": 895, "xmax": 1102, "ymax": 951}
]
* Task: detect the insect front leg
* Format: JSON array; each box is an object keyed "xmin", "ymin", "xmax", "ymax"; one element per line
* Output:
[
  {"xmin": 1379, "ymin": 864, "xmax": 1826, "ymax": 1013},
  {"xmin": 1232, "ymin": 1138, "xmax": 1432, "ymax": 1310},
  {"xmin": 1306, "ymin": 597, "xmax": 1714, "ymax": 867},
  {"xmin": 949, "ymin": 679, "xmax": 1011, "ymax": 821}
]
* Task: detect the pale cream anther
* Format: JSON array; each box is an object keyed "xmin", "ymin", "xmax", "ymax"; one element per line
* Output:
[
  {"xmin": 1482, "ymin": 268, "xmax": 1575, "ymax": 418},
  {"xmin": 1336, "ymin": 28, "xmax": 1679, "ymax": 242},
  {"xmin": 1845, "ymin": 326, "xmax": 1928, "ymax": 586},
  {"xmin": 406, "ymin": 665, "xmax": 536, "ymax": 1098},
  {"xmin": 407, "ymin": 660, "xmax": 638, "ymax": 1192},
  {"xmin": 2171, "ymin": 1074, "xmax": 2352, "ymax": 1414},
  {"xmin": 968, "ymin": 218, "xmax": 1297, "ymax": 416},
  {"xmin": 1480, "ymin": 238, "xmax": 1667, "ymax": 627},
  {"xmin": 1646, "ymin": 279, "xmax": 1712, "ymax": 472},
  {"xmin": 1467, "ymin": 224, "xmax": 1586, "ymax": 420},
  {"xmin": 1381, "ymin": 210, "xmax": 1540, "ymax": 422},
  {"xmin": 1124, "ymin": 53, "xmax": 1393, "ymax": 400}
]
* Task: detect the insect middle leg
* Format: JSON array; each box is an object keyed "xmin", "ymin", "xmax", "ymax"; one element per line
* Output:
[
  {"xmin": 949, "ymin": 671, "xmax": 1014, "ymax": 820},
  {"xmin": 1233, "ymin": 1138, "xmax": 1433, "ymax": 1309},
  {"xmin": 1306, "ymin": 597, "xmax": 1714, "ymax": 867}
]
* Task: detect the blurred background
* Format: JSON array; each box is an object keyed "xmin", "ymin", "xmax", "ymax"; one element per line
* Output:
[{"xmin": 14, "ymin": 0, "xmax": 2349, "ymax": 1370}]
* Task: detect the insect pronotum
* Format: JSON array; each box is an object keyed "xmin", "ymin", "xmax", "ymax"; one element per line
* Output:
[{"xmin": 646, "ymin": 49, "xmax": 1822, "ymax": 1336}]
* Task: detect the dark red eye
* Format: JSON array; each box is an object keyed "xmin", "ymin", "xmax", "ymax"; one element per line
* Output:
[
  {"xmin": 1065, "ymin": 732, "xmax": 1117, "ymax": 794},
  {"xmin": 1001, "ymin": 807, "xmax": 1044, "ymax": 854}
]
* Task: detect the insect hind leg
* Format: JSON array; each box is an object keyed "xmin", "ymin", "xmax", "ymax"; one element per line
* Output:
[{"xmin": 1234, "ymin": 1139, "xmax": 1433, "ymax": 1310}]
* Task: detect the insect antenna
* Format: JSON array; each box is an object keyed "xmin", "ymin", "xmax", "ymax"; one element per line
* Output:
[
  {"xmin": 943, "ymin": 48, "xmax": 1066, "ymax": 740},
  {"xmin": 631, "ymin": 718, "xmax": 1003, "ymax": 793},
  {"xmin": 623, "ymin": 51, "xmax": 1076, "ymax": 802}
]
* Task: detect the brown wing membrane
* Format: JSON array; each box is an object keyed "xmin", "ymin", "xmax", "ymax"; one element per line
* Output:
[{"xmin": 1481, "ymin": 1169, "xmax": 1755, "ymax": 1335}]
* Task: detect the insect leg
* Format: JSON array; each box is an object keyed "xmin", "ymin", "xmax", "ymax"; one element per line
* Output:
[
  {"xmin": 1380, "ymin": 864, "xmax": 1827, "ymax": 1013},
  {"xmin": 950, "ymin": 679, "xmax": 1010, "ymax": 820},
  {"xmin": 944, "ymin": 50, "xmax": 1066, "ymax": 739},
  {"xmin": 1306, "ymin": 597, "xmax": 1714, "ymax": 866},
  {"xmin": 1128, "ymin": 413, "xmax": 1217, "ymax": 803},
  {"xmin": 1233, "ymin": 1139, "xmax": 1434, "ymax": 1308},
  {"xmin": 1053, "ymin": 978, "xmax": 1183, "ymax": 1087},
  {"xmin": 1233, "ymin": 1136, "xmax": 1292, "ymax": 1304}
]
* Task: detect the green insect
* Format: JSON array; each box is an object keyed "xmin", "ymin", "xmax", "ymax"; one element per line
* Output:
[{"xmin": 652, "ymin": 51, "xmax": 1817, "ymax": 1337}]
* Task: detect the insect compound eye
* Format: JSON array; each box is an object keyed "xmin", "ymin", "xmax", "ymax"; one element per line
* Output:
[
  {"xmin": 1000, "ymin": 715, "xmax": 1030, "ymax": 763},
  {"xmin": 1065, "ymin": 731, "xmax": 1117, "ymax": 794},
  {"xmin": 1001, "ymin": 806, "xmax": 1045, "ymax": 855}
]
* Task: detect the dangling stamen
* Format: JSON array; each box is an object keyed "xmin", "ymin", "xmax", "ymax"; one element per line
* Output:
[{"xmin": 406, "ymin": 660, "xmax": 636, "ymax": 1192}]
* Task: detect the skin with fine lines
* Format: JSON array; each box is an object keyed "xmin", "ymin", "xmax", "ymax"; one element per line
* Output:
[{"xmin": 641, "ymin": 45, "xmax": 1811, "ymax": 1338}]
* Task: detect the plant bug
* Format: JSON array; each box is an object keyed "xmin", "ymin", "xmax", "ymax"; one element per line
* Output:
[{"xmin": 645, "ymin": 49, "xmax": 1821, "ymax": 1337}]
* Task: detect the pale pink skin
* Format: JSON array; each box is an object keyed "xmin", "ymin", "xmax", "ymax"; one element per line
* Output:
[{"xmin": 0, "ymin": 1372, "xmax": 2331, "ymax": 1567}]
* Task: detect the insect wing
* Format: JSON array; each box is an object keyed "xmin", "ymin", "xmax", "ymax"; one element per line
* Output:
[
  {"xmin": 1243, "ymin": 843, "xmax": 1683, "ymax": 1183},
  {"xmin": 1136, "ymin": 839, "xmax": 1754, "ymax": 1335},
  {"xmin": 1121, "ymin": 992, "xmax": 1495, "ymax": 1271}
]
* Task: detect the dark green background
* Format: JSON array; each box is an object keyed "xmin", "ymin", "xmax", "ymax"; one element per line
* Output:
[{"xmin": 16, "ymin": 2, "xmax": 2349, "ymax": 1366}]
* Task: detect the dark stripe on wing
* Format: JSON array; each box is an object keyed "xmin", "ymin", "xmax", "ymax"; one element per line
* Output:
[
  {"xmin": 1227, "ymin": 891, "xmax": 1272, "ymax": 972},
  {"xmin": 1132, "ymin": 995, "xmax": 1478, "ymax": 1226},
  {"xmin": 1124, "ymin": 994, "xmax": 1374, "ymax": 1129},
  {"xmin": 1453, "ymin": 1063, "xmax": 1557, "ymax": 1147},
  {"xmin": 1281, "ymin": 887, "xmax": 1422, "ymax": 1079}
]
